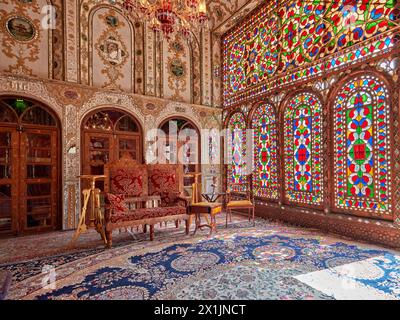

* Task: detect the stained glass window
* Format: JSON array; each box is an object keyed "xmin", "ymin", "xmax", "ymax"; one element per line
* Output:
[
  {"xmin": 224, "ymin": 0, "xmax": 398, "ymax": 102},
  {"xmin": 333, "ymin": 75, "xmax": 392, "ymax": 215},
  {"xmin": 227, "ymin": 112, "xmax": 247, "ymax": 190},
  {"xmin": 252, "ymin": 103, "xmax": 278, "ymax": 199},
  {"xmin": 284, "ymin": 92, "xmax": 323, "ymax": 205}
]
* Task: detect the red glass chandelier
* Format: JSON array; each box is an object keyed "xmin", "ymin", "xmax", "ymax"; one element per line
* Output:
[{"xmin": 120, "ymin": 0, "xmax": 208, "ymax": 40}]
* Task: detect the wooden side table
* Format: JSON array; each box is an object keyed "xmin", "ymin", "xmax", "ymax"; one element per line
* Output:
[
  {"xmin": 201, "ymin": 193, "xmax": 227, "ymax": 208},
  {"xmin": 188, "ymin": 202, "xmax": 222, "ymax": 236}
]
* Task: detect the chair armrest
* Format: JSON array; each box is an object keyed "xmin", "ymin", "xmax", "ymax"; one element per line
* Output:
[{"xmin": 175, "ymin": 196, "xmax": 189, "ymax": 207}]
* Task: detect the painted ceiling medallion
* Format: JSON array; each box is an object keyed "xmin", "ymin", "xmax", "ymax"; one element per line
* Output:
[{"xmin": 6, "ymin": 16, "xmax": 36, "ymax": 42}]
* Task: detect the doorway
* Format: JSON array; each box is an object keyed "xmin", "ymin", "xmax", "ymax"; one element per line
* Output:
[{"xmin": 0, "ymin": 97, "xmax": 60, "ymax": 235}]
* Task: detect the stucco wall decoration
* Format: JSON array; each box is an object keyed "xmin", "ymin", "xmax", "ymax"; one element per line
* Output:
[
  {"xmin": 163, "ymin": 34, "xmax": 190, "ymax": 103},
  {"xmin": 93, "ymin": 9, "xmax": 130, "ymax": 90},
  {"xmin": 0, "ymin": 0, "xmax": 63, "ymax": 79}
]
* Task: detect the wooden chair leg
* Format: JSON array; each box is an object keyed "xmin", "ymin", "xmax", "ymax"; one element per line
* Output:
[
  {"xmin": 185, "ymin": 219, "xmax": 189, "ymax": 235},
  {"xmin": 143, "ymin": 224, "xmax": 147, "ymax": 233},
  {"xmin": 150, "ymin": 225, "xmax": 154, "ymax": 241},
  {"xmin": 210, "ymin": 214, "xmax": 216, "ymax": 234},
  {"xmin": 226, "ymin": 209, "xmax": 229, "ymax": 228},
  {"xmin": 175, "ymin": 220, "xmax": 179, "ymax": 228},
  {"xmin": 106, "ymin": 231, "xmax": 113, "ymax": 249},
  {"xmin": 253, "ymin": 207, "xmax": 255, "ymax": 226}
]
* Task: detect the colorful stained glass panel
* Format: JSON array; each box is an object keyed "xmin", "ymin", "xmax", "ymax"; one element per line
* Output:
[
  {"xmin": 284, "ymin": 92, "xmax": 323, "ymax": 205},
  {"xmin": 227, "ymin": 112, "xmax": 247, "ymax": 191},
  {"xmin": 333, "ymin": 75, "xmax": 391, "ymax": 214},
  {"xmin": 223, "ymin": 0, "xmax": 398, "ymax": 101},
  {"xmin": 252, "ymin": 103, "xmax": 278, "ymax": 199}
]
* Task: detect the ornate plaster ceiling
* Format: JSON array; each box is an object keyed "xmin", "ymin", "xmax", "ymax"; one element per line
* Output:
[{"xmin": 207, "ymin": 0, "xmax": 264, "ymax": 35}]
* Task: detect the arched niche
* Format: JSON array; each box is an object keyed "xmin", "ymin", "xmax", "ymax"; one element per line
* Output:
[{"xmin": 81, "ymin": 108, "xmax": 143, "ymax": 191}]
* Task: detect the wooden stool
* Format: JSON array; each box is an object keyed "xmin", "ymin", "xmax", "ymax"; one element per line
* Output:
[{"xmin": 188, "ymin": 202, "xmax": 222, "ymax": 236}]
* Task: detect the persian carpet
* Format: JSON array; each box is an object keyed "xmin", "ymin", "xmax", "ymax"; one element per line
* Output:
[{"xmin": 1, "ymin": 217, "xmax": 399, "ymax": 300}]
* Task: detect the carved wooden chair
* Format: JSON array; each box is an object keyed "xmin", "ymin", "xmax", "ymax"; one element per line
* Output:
[{"xmin": 226, "ymin": 181, "xmax": 255, "ymax": 227}]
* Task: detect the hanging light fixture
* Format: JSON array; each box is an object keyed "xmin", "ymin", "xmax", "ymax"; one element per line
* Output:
[{"xmin": 116, "ymin": 0, "xmax": 209, "ymax": 40}]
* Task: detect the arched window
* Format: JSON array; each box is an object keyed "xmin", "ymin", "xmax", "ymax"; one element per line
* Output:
[
  {"xmin": 333, "ymin": 74, "xmax": 392, "ymax": 216},
  {"xmin": 227, "ymin": 112, "xmax": 247, "ymax": 191},
  {"xmin": 283, "ymin": 92, "xmax": 323, "ymax": 205},
  {"xmin": 251, "ymin": 103, "xmax": 278, "ymax": 199}
]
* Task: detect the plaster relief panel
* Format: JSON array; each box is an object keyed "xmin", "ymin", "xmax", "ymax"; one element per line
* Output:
[
  {"xmin": 91, "ymin": 7, "xmax": 134, "ymax": 91},
  {"xmin": 162, "ymin": 34, "xmax": 191, "ymax": 103},
  {"xmin": 0, "ymin": 0, "xmax": 63, "ymax": 79}
]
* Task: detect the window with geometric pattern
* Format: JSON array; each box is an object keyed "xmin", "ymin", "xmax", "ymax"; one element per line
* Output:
[
  {"xmin": 283, "ymin": 92, "xmax": 324, "ymax": 205},
  {"xmin": 251, "ymin": 103, "xmax": 278, "ymax": 199},
  {"xmin": 333, "ymin": 75, "xmax": 392, "ymax": 216}
]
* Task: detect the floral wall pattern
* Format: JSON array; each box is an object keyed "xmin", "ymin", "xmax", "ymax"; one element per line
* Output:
[
  {"xmin": 0, "ymin": 0, "xmax": 63, "ymax": 79},
  {"xmin": 92, "ymin": 7, "xmax": 133, "ymax": 91}
]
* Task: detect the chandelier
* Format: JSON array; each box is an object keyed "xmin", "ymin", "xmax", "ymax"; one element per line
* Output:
[{"xmin": 116, "ymin": 0, "xmax": 209, "ymax": 40}]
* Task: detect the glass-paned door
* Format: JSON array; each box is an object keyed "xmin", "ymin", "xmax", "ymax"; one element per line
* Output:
[
  {"xmin": 0, "ymin": 128, "xmax": 18, "ymax": 233},
  {"xmin": 117, "ymin": 134, "xmax": 140, "ymax": 161},
  {"xmin": 20, "ymin": 129, "xmax": 58, "ymax": 232}
]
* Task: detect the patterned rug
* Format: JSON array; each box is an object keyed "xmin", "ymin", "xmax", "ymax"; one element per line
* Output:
[{"xmin": 1, "ymin": 217, "xmax": 400, "ymax": 300}]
